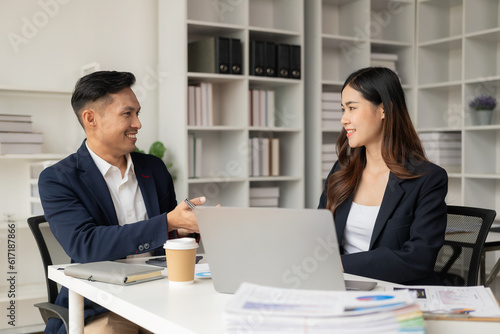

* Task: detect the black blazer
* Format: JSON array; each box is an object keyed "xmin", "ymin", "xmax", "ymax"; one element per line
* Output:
[{"xmin": 318, "ymin": 160, "xmax": 448, "ymax": 285}]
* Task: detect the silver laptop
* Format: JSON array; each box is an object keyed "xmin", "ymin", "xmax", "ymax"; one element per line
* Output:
[{"xmin": 195, "ymin": 206, "xmax": 375, "ymax": 294}]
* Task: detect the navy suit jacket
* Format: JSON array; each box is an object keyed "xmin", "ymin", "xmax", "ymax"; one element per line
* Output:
[
  {"xmin": 318, "ymin": 160, "xmax": 448, "ymax": 285},
  {"xmin": 38, "ymin": 140, "xmax": 177, "ymax": 333}
]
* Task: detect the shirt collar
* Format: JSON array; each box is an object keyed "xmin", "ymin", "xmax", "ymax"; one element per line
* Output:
[{"xmin": 86, "ymin": 141, "xmax": 134, "ymax": 177}]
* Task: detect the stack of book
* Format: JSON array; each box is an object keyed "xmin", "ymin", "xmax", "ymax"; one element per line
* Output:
[
  {"xmin": 321, "ymin": 92, "xmax": 342, "ymax": 131},
  {"xmin": 249, "ymin": 89, "xmax": 275, "ymax": 127},
  {"xmin": 370, "ymin": 53, "xmax": 398, "ymax": 73},
  {"xmin": 188, "ymin": 133, "xmax": 203, "ymax": 178},
  {"xmin": 224, "ymin": 283, "xmax": 425, "ymax": 334},
  {"xmin": 419, "ymin": 132, "xmax": 461, "ymax": 168},
  {"xmin": 0, "ymin": 114, "xmax": 43, "ymax": 154},
  {"xmin": 249, "ymin": 186, "xmax": 280, "ymax": 208},
  {"xmin": 187, "ymin": 82, "xmax": 213, "ymax": 126},
  {"xmin": 322, "ymin": 143, "xmax": 337, "ymax": 179},
  {"xmin": 248, "ymin": 137, "xmax": 280, "ymax": 177}
]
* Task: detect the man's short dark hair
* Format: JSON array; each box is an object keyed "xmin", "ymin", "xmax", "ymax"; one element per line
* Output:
[{"xmin": 71, "ymin": 71, "xmax": 136, "ymax": 125}]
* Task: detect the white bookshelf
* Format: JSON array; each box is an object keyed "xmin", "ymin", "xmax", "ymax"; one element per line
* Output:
[
  {"xmin": 304, "ymin": 0, "xmax": 415, "ymax": 208},
  {"xmin": 415, "ymin": 0, "xmax": 500, "ymax": 214},
  {"xmin": 158, "ymin": 0, "xmax": 305, "ymax": 208},
  {"xmin": 416, "ymin": 0, "xmax": 500, "ymax": 277}
]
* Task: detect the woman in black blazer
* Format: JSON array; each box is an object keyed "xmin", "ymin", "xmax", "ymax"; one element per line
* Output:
[{"xmin": 318, "ymin": 67, "xmax": 447, "ymax": 285}]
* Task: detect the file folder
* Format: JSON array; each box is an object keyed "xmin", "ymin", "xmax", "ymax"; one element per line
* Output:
[
  {"xmin": 276, "ymin": 44, "xmax": 290, "ymax": 78},
  {"xmin": 290, "ymin": 45, "xmax": 301, "ymax": 79},
  {"xmin": 250, "ymin": 40, "xmax": 265, "ymax": 76},
  {"xmin": 229, "ymin": 38, "xmax": 242, "ymax": 75},
  {"xmin": 264, "ymin": 42, "xmax": 276, "ymax": 77},
  {"xmin": 188, "ymin": 36, "xmax": 230, "ymax": 74},
  {"xmin": 64, "ymin": 261, "xmax": 163, "ymax": 285}
]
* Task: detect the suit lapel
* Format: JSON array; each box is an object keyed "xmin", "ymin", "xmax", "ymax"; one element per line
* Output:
[
  {"xmin": 369, "ymin": 172, "xmax": 405, "ymax": 249},
  {"xmin": 133, "ymin": 155, "xmax": 160, "ymax": 217},
  {"xmin": 76, "ymin": 142, "xmax": 119, "ymax": 226}
]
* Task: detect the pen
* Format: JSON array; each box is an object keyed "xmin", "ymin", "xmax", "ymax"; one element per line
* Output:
[
  {"xmin": 184, "ymin": 198, "xmax": 196, "ymax": 210},
  {"xmin": 423, "ymin": 311, "xmax": 471, "ymax": 319}
]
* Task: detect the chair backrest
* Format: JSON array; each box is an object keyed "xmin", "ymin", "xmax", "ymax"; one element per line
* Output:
[
  {"xmin": 434, "ymin": 205, "xmax": 496, "ymax": 286},
  {"xmin": 27, "ymin": 215, "xmax": 70, "ymax": 304}
]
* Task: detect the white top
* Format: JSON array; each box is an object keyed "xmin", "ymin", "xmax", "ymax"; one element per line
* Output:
[{"xmin": 343, "ymin": 202, "xmax": 380, "ymax": 254}]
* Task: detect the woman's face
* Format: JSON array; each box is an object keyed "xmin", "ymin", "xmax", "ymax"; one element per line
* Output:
[{"xmin": 340, "ymin": 85, "xmax": 385, "ymax": 150}]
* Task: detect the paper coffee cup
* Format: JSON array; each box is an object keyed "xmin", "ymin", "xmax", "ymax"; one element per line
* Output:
[{"xmin": 164, "ymin": 237, "xmax": 199, "ymax": 285}]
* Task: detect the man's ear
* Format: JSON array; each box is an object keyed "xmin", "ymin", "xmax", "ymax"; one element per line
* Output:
[{"xmin": 81, "ymin": 109, "xmax": 96, "ymax": 128}]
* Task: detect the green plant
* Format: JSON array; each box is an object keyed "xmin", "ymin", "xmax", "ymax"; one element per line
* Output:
[
  {"xmin": 469, "ymin": 95, "xmax": 497, "ymax": 111},
  {"xmin": 135, "ymin": 141, "xmax": 173, "ymax": 170}
]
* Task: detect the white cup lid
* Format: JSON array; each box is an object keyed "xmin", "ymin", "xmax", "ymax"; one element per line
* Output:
[{"xmin": 164, "ymin": 237, "xmax": 199, "ymax": 250}]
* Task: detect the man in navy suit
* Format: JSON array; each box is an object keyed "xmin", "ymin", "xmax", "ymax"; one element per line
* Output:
[{"xmin": 39, "ymin": 71, "xmax": 205, "ymax": 333}]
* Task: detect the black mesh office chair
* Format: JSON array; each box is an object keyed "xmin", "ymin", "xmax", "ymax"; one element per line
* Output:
[
  {"xmin": 28, "ymin": 215, "xmax": 70, "ymax": 332},
  {"xmin": 434, "ymin": 205, "xmax": 496, "ymax": 286}
]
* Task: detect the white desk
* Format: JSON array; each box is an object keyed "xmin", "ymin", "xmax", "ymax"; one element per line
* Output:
[{"xmin": 48, "ymin": 264, "xmax": 500, "ymax": 334}]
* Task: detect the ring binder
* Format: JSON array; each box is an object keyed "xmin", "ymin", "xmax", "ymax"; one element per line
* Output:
[
  {"xmin": 276, "ymin": 44, "xmax": 290, "ymax": 78},
  {"xmin": 290, "ymin": 45, "xmax": 301, "ymax": 79},
  {"xmin": 229, "ymin": 38, "xmax": 242, "ymax": 75},
  {"xmin": 264, "ymin": 42, "xmax": 276, "ymax": 77},
  {"xmin": 250, "ymin": 40, "xmax": 265, "ymax": 76}
]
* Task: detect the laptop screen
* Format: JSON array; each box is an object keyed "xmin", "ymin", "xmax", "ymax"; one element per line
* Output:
[{"xmin": 195, "ymin": 206, "xmax": 346, "ymax": 294}]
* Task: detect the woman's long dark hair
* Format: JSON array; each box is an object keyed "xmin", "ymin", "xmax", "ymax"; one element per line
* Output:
[{"xmin": 326, "ymin": 67, "xmax": 428, "ymax": 214}]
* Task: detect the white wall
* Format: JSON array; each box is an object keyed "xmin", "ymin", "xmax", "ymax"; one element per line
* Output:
[
  {"xmin": 0, "ymin": 2, "xmax": 162, "ymax": 330},
  {"xmin": 0, "ymin": 0, "xmax": 160, "ymax": 152}
]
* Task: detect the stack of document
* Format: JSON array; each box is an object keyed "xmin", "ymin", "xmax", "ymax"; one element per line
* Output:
[
  {"xmin": 419, "ymin": 132, "xmax": 461, "ymax": 170},
  {"xmin": 224, "ymin": 283, "xmax": 425, "ymax": 333},
  {"xmin": 370, "ymin": 53, "xmax": 398, "ymax": 73},
  {"xmin": 321, "ymin": 143, "xmax": 337, "ymax": 179},
  {"xmin": 249, "ymin": 186, "xmax": 280, "ymax": 208},
  {"xmin": 0, "ymin": 114, "xmax": 43, "ymax": 154},
  {"xmin": 391, "ymin": 285, "xmax": 500, "ymax": 320},
  {"xmin": 321, "ymin": 92, "xmax": 342, "ymax": 131}
]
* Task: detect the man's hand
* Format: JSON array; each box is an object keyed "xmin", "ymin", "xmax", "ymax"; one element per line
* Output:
[{"xmin": 166, "ymin": 196, "xmax": 206, "ymax": 234}]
